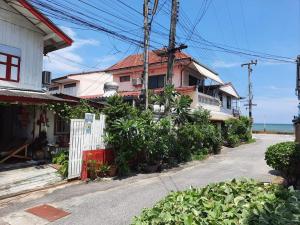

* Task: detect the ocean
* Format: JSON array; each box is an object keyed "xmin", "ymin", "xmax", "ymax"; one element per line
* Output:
[{"xmin": 253, "ymin": 123, "xmax": 294, "ymax": 133}]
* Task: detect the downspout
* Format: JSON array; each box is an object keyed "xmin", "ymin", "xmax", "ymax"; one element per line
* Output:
[{"xmin": 180, "ymin": 59, "xmax": 192, "ymax": 87}]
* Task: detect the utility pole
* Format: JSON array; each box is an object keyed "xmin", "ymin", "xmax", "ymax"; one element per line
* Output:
[
  {"xmin": 142, "ymin": 0, "xmax": 158, "ymax": 109},
  {"xmin": 294, "ymin": 56, "xmax": 300, "ymax": 142},
  {"xmin": 166, "ymin": 0, "xmax": 179, "ymax": 85},
  {"xmin": 241, "ymin": 60, "xmax": 257, "ymax": 133},
  {"xmin": 142, "ymin": 0, "xmax": 150, "ymax": 109}
]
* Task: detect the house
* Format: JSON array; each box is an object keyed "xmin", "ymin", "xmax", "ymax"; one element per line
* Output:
[
  {"xmin": 103, "ymin": 50, "xmax": 241, "ymax": 122},
  {"xmin": 49, "ymin": 71, "xmax": 112, "ymax": 98},
  {"xmin": 0, "ymin": 0, "xmax": 74, "ymax": 164}
]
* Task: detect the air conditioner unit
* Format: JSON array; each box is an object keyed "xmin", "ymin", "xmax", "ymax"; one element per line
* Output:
[
  {"xmin": 42, "ymin": 71, "xmax": 51, "ymax": 86},
  {"xmin": 132, "ymin": 78, "xmax": 142, "ymax": 86}
]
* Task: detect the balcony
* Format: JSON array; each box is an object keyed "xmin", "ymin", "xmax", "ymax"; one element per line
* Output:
[{"xmin": 198, "ymin": 92, "xmax": 221, "ymax": 107}]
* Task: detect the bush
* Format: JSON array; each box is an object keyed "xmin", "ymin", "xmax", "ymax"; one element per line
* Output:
[
  {"xmin": 52, "ymin": 149, "xmax": 69, "ymax": 178},
  {"xmin": 265, "ymin": 142, "xmax": 300, "ymax": 186},
  {"xmin": 132, "ymin": 179, "xmax": 300, "ymax": 225},
  {"xmin": 223, "ymin": 116, "xmax": 252, "ymax": 147},
  {"xmin": 227, "ymin": 134, "xmax": 240, "ymax": 147}
]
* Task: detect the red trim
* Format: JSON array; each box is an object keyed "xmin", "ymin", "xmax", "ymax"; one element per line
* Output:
[
  {"xmin": 17, "ymin": 0, "xmax": 73, "ymax": 46},
  {"xmin": 0, "ymin": 52, "xmax": 20, "ymax": 82}
]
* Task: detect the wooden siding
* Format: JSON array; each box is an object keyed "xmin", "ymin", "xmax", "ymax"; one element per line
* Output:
[{"xmin": 0, "ymin": 0, "xmax": 44, "ymax": 90}]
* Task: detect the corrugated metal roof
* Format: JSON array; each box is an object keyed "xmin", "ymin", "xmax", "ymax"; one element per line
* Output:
[{"xmin": 0, "ymin": 88, "xmax": 75, "ymax": 104}]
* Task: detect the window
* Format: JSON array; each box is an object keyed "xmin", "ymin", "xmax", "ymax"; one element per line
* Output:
[
  {"xmin": 189, "ymin": 75, "xmax": 198, "ymax": 86},
  {"xmin": 149, "ymin": 75, "xmax": 165, "ymax": 89},
  {"xmin": 227, "ymin": 96, "xmax": 232, "ymax": 109},
  {"xmin": 54, "ymin": 115, "xmax": 70, "ymax": 134},
  {"xmin": 120, "ymin": 76, "xmax": 130, "ymax": 82},
  {"xmin": 49, "ymin": 86, "xmax": 59, "ymax": 91},
  {"xmin": 0, "ymin": 52, "xmax": 20, "ymax": 82},
  {"xmin": 219, "ymin": 94, "xmax": 223, "ymax": 106},
  {"xmin": 64, "ymin": 83, "xmax": 76, "ymax": 88}
]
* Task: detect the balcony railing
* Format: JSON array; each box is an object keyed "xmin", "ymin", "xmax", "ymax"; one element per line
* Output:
[
  {"xmin": 198, "ymin": 92, "xmax": 221, "ymax": 106},
  {"xmin": 232, "ymin": 108, "xmax": 240, "ymax": 117}
]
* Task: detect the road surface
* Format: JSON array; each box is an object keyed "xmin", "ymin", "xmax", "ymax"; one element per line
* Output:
[{"xmin": 0, "ymin": 134, "xmax": 293, "ymax": 225}]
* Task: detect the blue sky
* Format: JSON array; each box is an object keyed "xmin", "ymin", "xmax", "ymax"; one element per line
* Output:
[{"xmin": 42, "ymin": 0, "xmax": 300, "ymax": 124}]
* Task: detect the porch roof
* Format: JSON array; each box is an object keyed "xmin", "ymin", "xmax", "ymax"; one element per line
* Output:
[{"xmin": 0, "ymin": 88, "xmax": 76, "ymax": 104}]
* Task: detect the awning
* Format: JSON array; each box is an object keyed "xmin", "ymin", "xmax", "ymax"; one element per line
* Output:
[
  {"xmin": 219, "ymin": 83, "xmax": 240, "ymax": 99},
  {"xmin": 0, "ymin": 88, "xmax": 76, "ymax": 104},
  {"xmin": 191, "ymin": 62, "xmax": 224, "ymax": 84}
]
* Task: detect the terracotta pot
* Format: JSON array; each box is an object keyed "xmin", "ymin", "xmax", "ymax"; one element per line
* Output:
[{"xmin": 108, "ymin": 165, "xmax": 117, "ymax": 177}]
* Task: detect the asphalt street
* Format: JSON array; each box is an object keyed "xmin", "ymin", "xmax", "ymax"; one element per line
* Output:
[{"xmin": 0, "ymin": 134, "xmax": 293, "ymax": 225}]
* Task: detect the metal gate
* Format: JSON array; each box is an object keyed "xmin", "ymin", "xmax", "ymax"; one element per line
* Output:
[{"xmin": 68, "ymin": 114, "xmax": 106, "ymax": 179}]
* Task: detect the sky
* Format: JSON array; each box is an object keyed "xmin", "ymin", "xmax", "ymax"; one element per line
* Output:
[{"xmin": 41, "ymin": 0, "xmax": 300, "ymax": 124}]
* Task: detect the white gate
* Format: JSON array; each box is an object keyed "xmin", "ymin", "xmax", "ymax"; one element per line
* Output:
[{"xmin": 68, "ymin": 114, "xmax": 106, "ymax": 179}]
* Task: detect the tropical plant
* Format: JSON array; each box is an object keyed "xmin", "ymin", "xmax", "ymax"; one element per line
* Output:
[
  {"xmin": 223, "ymin": 116, "xmax": 252, "ymax": 147},
  {"xmin": 47, "ymin": 100, "xmax": 101, "ymax": 120},
  {"xmin": 265, "ymin": 142, "xmax": 300, "ymax": 186},
  {"xmin": 132, "ymin": 179, "xmax": 300, "ymax": 225},
  {"xmin": 52, "ymin": 149, "xmax": 69, "ymax": 178}
]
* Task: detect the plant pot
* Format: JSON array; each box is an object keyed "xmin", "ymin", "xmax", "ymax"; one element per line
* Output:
[{"xmin": 108, "ymin": 165, "xmax": 117, "ymax": 177}]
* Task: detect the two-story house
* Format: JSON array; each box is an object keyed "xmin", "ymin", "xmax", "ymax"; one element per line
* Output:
[
  {"xmin": 0, "ymin": 0, "xmax": 74, "ymax": 164},
  {"xmin": 104, "ymin": 50, "xmax": 240, "ymax": 122},
  {"xmin": 49, "ymin": 71, "xmax": 112, "ymax": 98}
]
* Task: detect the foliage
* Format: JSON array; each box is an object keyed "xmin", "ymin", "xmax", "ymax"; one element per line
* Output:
[
  {"xmin": 52, "ymin": 149, "xmax": 69, "ymax": 178},
  {"xmin": 104, "ymin": 89, "xmax": 222, "ymax": 175},
  {"xmin": 265, "ymin": 142, "xmax": 300, "ymax": 186},
  {"xmin": 132, "ymin": 179, "xmax": 300, "ymax": 225},
  {"xmin": 47, "ymin": 100, "xmax": 101, "ymax": 120},
  {"xmin": 223, "ymin": 116, "xmax": 252, "ymax": 147},
  {"xmin": 87, "ymin": 158, "xmax": 111, "ymax": 179}
]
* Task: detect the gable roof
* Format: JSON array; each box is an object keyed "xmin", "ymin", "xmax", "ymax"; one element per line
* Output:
[
  {"xmin": 4, "ymin": 0, "xmax": 73, "ymax": 53},
  {"xmin": 105, "ymin": 51, "xmax": 191, "ymax": 72}
]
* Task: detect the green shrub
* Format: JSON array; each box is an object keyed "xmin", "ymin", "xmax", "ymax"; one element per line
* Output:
[
  {"xmin": 223, "ymin": 116, "xmax": 252, "ymax": 147},
  {"xmin": 227, "ymin": 134, "xmax": 240, "ymax": 147},
  {"xmin": 132, "ymin": 179, "xmax": 300, "ymax": 225},
  {"xmin": 265, "ymin": 142, "xmax": 300, "ymax": 186},
  {"xmin": 52, "ymin": 149, "xmax": 69, "ymax": 178}
]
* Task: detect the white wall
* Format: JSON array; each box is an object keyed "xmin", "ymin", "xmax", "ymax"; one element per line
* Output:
[
  {"xmin": 75, "ymin": 72, "xmax": 112, "ymax": 97},
  {"xmin": 50, "ymin": 72, "xmax": 113, "ymax": 97},
  {"xmin": 0, "ymin": 1, "xmax": 44, "ymax": 90}
]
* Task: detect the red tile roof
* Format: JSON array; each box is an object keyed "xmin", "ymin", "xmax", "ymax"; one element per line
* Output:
[{"xmin": 105, "ymin": 50, "xmax": 191, "ymax": 71}]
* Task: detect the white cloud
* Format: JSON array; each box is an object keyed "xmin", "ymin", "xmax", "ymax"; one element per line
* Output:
[
  {"xmin": 211, "ymin": 60, "xmax": 241, "ymax": 68},
  {"xmin": 43, "ymin": 27, "xmax": 99, "ymax": 76},
  {"xmin": 94, "ymin": 55, "xmax": 119, "ymax": 70},
  {"xmin": 241, "ymin": 96, "xmax": 298, "ymax": 124}
]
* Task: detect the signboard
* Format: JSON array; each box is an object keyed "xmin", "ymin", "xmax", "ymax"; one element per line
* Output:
[{"xmin": 84, "ymin": 113, "xmax": 95, "ymax": 134}]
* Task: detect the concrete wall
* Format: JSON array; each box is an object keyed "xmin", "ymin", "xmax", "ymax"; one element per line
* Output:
[
  {"xmin": 50, "ymin": 72, "xmax": 113, "ymax": 97},
  {"xmin": 0, "ymin": 0, "xmax": 44, "ymax": 90}
]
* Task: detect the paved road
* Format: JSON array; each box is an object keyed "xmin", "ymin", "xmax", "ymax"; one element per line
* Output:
[{"xmin": 0, "ymin": 134, "xmax": 293, "ymax": 225}]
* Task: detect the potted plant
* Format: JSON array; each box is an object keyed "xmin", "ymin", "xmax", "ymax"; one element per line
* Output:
[
  {"xmin": 108, "ymin": 164, "xmax": 117, "ymax": 177},
  {"xmin": 98, "ymin": 164, "xmax": 110, "ymax": 177}
]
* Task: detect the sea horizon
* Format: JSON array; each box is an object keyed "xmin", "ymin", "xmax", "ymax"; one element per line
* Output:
[{"xmin": 253, "ymin": 123, "xmax": 294, "ymax": 133}]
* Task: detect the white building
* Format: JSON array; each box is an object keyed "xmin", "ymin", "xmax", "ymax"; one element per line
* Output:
[
  {"xmin": 0, "ymin": 0, "xmax": 73, "ymax": 164},
  {"xmin": 49, "ymin": 71, "xmax": 112, "ymax": 98}
]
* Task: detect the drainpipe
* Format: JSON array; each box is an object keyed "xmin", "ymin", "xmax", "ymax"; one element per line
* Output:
[{"xmin": 180, "ymin": 59, "xmax": 192, "ymax": 87}]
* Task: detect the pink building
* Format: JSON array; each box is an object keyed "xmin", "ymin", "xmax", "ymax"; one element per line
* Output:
[{"xmin": 105, "ymin": 50, "xmax": 240, "ymax": 122}]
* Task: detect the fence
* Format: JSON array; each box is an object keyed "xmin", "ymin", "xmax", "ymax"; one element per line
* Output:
[{"xmin": 68, "ymin": 114, "xmax": 106, "ymax": 179}]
